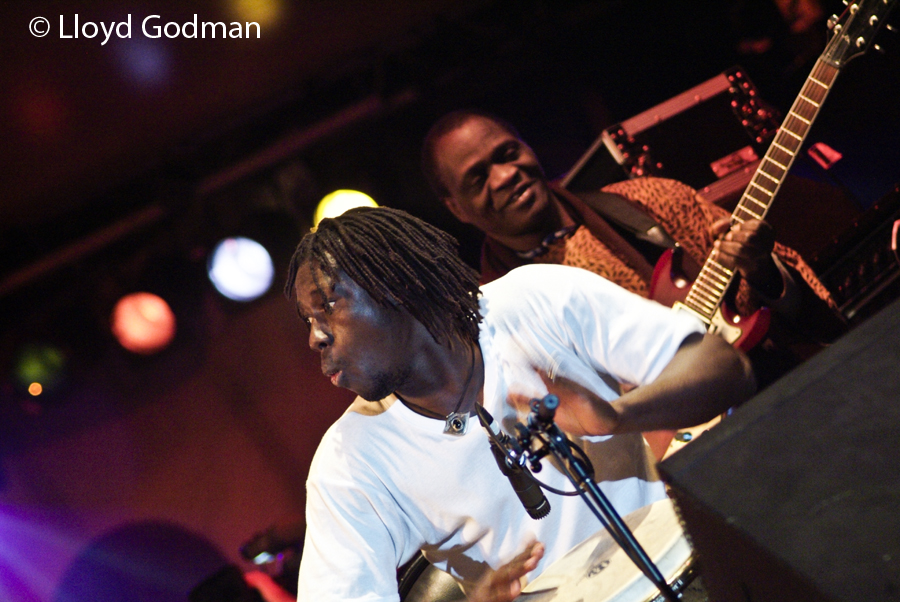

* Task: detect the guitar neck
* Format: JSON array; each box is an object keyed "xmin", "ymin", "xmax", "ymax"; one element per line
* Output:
[{"xmin": 681, "ymin": 57, "xmax": 840, "ymax": 323}]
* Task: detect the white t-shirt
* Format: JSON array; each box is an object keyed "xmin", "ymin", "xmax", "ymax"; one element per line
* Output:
[{"xmin": 297, "ymin": 264, "xmax": 704, "ymax": 601}]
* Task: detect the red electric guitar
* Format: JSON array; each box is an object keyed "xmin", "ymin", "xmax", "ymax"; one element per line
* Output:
[
  {"xmin": 647, "ymin": 0, "xmax": 896, "ymax": 461},
  {"xmin": 649, "ymin": 0, "xmax": 897, "ymax": 352}
]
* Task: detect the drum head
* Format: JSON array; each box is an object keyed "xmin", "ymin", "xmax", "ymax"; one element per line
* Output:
[{"xmin": 517, "ymin": 499, "xmax": 693, "ymax": 602}]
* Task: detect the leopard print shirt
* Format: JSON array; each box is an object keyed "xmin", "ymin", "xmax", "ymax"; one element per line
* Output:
[{"xmin": 535, "ymin": 177, "xmax": 837, "ymax": 316}]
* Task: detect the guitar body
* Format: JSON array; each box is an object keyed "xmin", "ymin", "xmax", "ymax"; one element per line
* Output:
[
  {"xmin": 644, "ymin": 249, "xmax": 770, "ymax": 462},
  {"xmin": 649, "ymin": 248, "xmax": 771, "ymax": 352}
]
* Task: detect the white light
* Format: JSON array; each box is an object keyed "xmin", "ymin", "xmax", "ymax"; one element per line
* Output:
[{"xmin": 208, "ymin": 237, "xmax": 275, "ymax": 302}]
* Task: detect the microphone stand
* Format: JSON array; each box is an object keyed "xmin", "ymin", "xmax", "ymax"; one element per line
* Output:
[{"xmin": 516, "ymin": 394, "xmax": 680, "ymax": 602}]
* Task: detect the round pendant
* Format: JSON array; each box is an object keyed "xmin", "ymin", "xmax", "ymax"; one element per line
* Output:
[{"xmin": 443, "ymin": 411, "xmax": 468, "ymax": 436}]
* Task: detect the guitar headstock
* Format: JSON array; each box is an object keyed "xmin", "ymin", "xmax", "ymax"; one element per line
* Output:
[{"xmin": 824, "ymin": 0, "xmax": 898, "ymax": 67}]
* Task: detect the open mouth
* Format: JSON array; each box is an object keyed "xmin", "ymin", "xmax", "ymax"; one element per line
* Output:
[
  {"xmin": 504, "ymin": 181, "xmax": 535, "ymax": 211},
  {"xmin": 323, "ymin": 365, "xmax": 342, "ymax": 385}
]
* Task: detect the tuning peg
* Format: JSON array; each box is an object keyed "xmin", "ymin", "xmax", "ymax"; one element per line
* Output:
[
  {"xmin": 827, "ymin": 14, "xmax": 839, "ymax": 29},
  {"xmin": 887, "ymin": 23, "xmax": 897, "ymax": 33}
]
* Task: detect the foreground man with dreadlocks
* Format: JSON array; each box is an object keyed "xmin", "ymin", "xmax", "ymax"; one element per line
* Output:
[{"xmin": 286, "ymin": 206, "xmax": 755, "ymax": 602}]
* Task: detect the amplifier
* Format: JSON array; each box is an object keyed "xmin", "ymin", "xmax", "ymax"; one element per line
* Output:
[
  {"xmin": 812, "ymin": 184, "xmax": 900, "ymax": 324},
  {"xmin": 658, "ymin": 296, "xmax": 900, "ymax": 602},
  {"xmin": 563, "ymin": 66, "xmax": 780, "ymax": 194}
]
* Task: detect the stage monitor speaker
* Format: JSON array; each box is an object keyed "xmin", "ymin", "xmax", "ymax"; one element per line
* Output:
[
  {"xmin": 658, "ymin": 297, "xmax": 900, "ymax": 602},
  {"xmin": 812, "ymin": 184, "xmax": 900, "ymax": 325},
  {"xmin": 562, "ymin": 66, "xmax": 779, "ymax": 195}
]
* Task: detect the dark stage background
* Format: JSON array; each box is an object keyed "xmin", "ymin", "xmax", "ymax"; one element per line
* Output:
[{"xmin": 1, "ymin": 1, "xmax": 898, "ymax": 600}]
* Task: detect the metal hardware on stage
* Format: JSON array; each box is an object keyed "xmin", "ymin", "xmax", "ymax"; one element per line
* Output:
[
  {"xmin": 813, "ymin": 184, "xmax": 900, "ymax": 324},
  {"xmin": 562, "ymin": 66, "xmax": 780, "ymax": 198},
  {"xmin": 476, "ymin": 399, "xmax": 684, "ymax": 602},
  {"xmin": 397, "ymin": 553, "xmax": 466, "ymax": 602}
]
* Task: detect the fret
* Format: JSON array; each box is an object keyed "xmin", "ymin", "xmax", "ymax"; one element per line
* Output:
[
  {"xmin": 697, "ymin": 277, "xmax": 728, "ymax": 297},
  {"xmin": 764, "ymin": 156, "xmax": 787, "ymax": 171},
  {"xmin": 766, "ymin": 152, "xmax": 793, "ymax": 170},
  {"xmin": 690, "ymin": 278, "xmax": 723, "ymax": 297},
  {"xmin": 690, "ymin": 284, "xmax": 722, "ymax": 302},
  {"xmin": 700, "ymin": 270, "xmax": 730, "ymax": 288},
  {"xmin": 761, "ymin": 157, "xmax": 787, "ymax": 175},
  {"xmin": 685, "ymin": 297, "xmax": 717, "ymax": 316},
  {"xmin": 686, "ymin": 285, "xmax": 718, "ymax": 303},
  {"xmin": 745, "ymin": 181, "xmax": 770, "ymax": 194},
  {"xmin": 749, "ymin": 181, "xmax": 773, "ymax": 195},
  {"xmin": 758, "ymin": 169, "xmax": 780, "ymax": 184},
  {"xmin": 791, "ymin": 96, "xmax": 819, "ymax": 115},
  {"xmin": 797, "ymin": 94, "xmax": 822, "ymax": 109},
  {"xmin": 773, "ymin": 134, "xmax": 801, "ymax": 152},
  {"xmin": 694, "ymin": 284, "xmax": 726, "ymax": 300},
  {"xmin": 747, "ymin": 190, "xmax": 772, "ymax": 207},
  {"xmin": 686, "ymin": 285, "xmax": 719, "ymax": 301},
  {"xmin": 708, "ymin": 260, "xmax": 733, "ymax": 275},
  {"xmin": 735, "ymin": 207, "xmax": 764, "ymax": 221},
  {"xmin": 741, "ymin": 196, "xmax": 768, "ymax": 211},
  {"xmin": 788, "ymin": 111, "xmax": 811, "ymax": 125},
  {"xmin": 782, "ymin": 115, "xmax": 809, "ymax": 134},
  {"xmin": 695, "ymin": 273, "xmax": 727, "ymax": 292},
  {"xmin": 807, "ymin": 77, "xmax": 828, "ymax": 91},
  {"xmin": 737, "ymin": 196, "xmax": 766, "ymax": 210},
  {"xmin": 752, "ymin": 180, "xmax": 777, "ymax": 197},
  {"xmin": 779, "ymin": 133, "xmax": 804, "ymax": 149},
  {"xmin": 771, "ymin": 141, "xmax": 793, "ymax": 155}
]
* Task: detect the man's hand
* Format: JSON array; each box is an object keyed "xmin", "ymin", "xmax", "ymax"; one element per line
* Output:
[
  {"xmin": 534, "ymin": 371, "xmax": 619, "ymax": 437},
  {"xmin": 710, "ymin": 218, "xmax": 783, "ymax": 298},
  {"xmin": 243, "ymin": 570, "xmax": 296, "ymax": 602},
  {"xmin": 469, "ymin": 541, "xmax": 544, "ymax": 602}
]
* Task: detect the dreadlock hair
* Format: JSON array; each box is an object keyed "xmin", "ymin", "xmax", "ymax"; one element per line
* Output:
[
  {"xmin": 420, "ymin": 109, "xmax": 523, "ymax": 200},
  {"xmin": 284, "ymin": 206, "xmax": 482, "ymax": 346}
]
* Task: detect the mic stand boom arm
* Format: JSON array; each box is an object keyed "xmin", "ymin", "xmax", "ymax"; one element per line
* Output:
[{"xmin": 523, "ymin": 394, "xmax": 680, "ymax": 602}]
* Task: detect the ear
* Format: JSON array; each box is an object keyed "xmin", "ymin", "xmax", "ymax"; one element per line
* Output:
[{"xmin": 442, "ymin": 195, "xmax": 472, "ymax": 225}]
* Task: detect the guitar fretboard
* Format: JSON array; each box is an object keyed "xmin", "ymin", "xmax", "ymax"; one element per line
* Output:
[{"xmin": 681, "ymin": 58, "xmax": 840, "ymax": 323}]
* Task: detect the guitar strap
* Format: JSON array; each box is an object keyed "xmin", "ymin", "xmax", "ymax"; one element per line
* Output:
[{"xmin": 576, "ymin": 189, "xmax": 677, "ymax": 251}]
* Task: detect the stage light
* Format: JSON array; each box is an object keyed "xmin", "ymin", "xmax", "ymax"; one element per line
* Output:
[
  {"xmin": 112, "ymin": 37, "xmax": 171, "ymax": 89},
  {"xmin": 228, "ymin": 0, "xmax": 285, "ymax": 27},
  {"xmin": 12, "ymin": 343, "xmax": 68, "ymax": 396},
  {"xmin": 206, "ymin": 236, "xmax": 274, "ymax": 302},
  {"xmin": 110, "ymin": 292, "xmax": 177, "ymax": 355},
  {"xmin": 313, "ymin": 190, "xmax": 378, "ymax": 228}
]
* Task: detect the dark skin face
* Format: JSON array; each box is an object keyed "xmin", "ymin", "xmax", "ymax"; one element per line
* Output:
[
  {"xmin": 433, "ymin": 116, "xmax": 784, "ymax": 298},
  {"xmin": 292, "ymin": 261, "xmax": 478, "ymax": 413},
  {"xmin": 293, "ymin": 262, "xmax": 418, "ymax": 402},
  {"xmin": 433, "ymin": 116, "xmax": 567, "ymax": 252}
]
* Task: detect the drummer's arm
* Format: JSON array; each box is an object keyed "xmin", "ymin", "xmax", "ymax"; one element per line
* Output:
[
  {"xmin": 547, "ymin": 333, "xmax": 755, "ymax": 436},
  {"xmin": 468, "ymin": 541, "xmax": 544, "ymax": 602},
  {"xmin": 611, "ymin": 332, "xmax": 755, "ymax": 432}
]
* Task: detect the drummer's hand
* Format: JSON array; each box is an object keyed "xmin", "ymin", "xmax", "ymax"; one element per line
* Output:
[
  {"xmin": 243, "ymin": 570, "xmax": 296, "ymax": 602},
  {"xmin": 710, "ymin": 218, "xmax": 783, "ymax": 299},
  {"xmin": 469, "ymin": 541, "xmax": 544, "ymax": 602},
  {"xmin": 537, "ymin": 372, "xmax": 619, "ymax": 437}
]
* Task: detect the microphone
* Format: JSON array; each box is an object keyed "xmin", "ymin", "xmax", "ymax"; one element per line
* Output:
[
  {"xmin": 530, "ymin": 394, "xmax": 559, "ymax": 426},
  {"xmin": 474, "ymin": 404, "xmax": 551, "ymax": 520}
]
